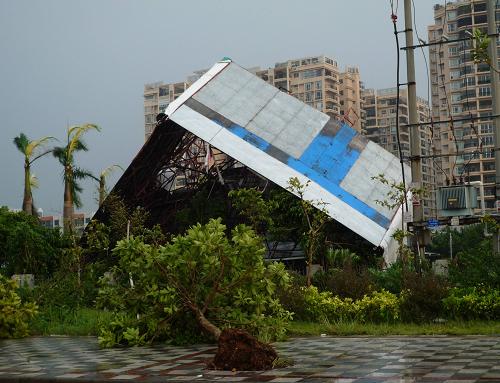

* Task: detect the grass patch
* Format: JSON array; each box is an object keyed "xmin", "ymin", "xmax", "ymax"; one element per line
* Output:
[
  {"xmin": 30, "ymin": 307, "xmax": 114, "ymax": 336},
  {"xmin": 30, "ymin": 308, "xmax": 500, "ymax": 338},
  {"xmin": 287, "ymin": 320, "xmax": 500, "ymax": 337}
]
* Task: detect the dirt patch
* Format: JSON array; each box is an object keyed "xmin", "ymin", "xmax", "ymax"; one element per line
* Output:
[{"xmin": 208, "ymin": 328, "xmax": 277, "ymax": 371}]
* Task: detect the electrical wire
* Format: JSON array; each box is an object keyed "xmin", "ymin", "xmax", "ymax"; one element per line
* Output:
[
  {"xmin": 438, "ymin": 2, "xmax": 460, "ymax": 182},
  {"xmin": 390, "ymin": 0, "xmax": 409, "ymax": 213},
  {"xmin": 459, "ymin": 35, "xmax": 484, "ymax": 180},
  {"xmin": 411, "ymin": 0, "xmax": 448, "ymax": 212}
]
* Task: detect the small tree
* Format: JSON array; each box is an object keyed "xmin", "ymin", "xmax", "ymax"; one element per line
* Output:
[
  {"xmin": 471, "ymin": 29, "xmax": 500, "ymax": 74},
  {"xmin": 97, "ymin": 165, "xmax": 123, "ymax": 206},
  {"xmin": 13, "ymin": 133, "xmax": 55, "ymax": 215},
  {"xmin": 0, "ymin": 275, "xmax": 38, "ymax": 339},
  {"xmin": 287, "ymin": 177, "xmax": 331, "ymax": 287},
  {"xmin": 97, "ymin": 218, "xmax": 291, "ymax": 347},
  {"xmin": 228, "ymin": 188, "xmax": 274, "ymax": 234},
  {"xmin": 371, "ymin": 174, "xmax": 426, "ymax": 270},
  {"xmin": 53, "ymin": 124, "xmax": 100, "ymax": 233}
]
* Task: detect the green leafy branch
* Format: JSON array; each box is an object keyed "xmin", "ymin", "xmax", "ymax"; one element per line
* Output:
[{"xmin": 471, "ymin": 29, "xmax": 500, "ymax": 74}]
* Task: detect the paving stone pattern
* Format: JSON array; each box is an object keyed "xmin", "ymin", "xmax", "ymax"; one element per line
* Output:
[{"xmin": 0, "ymin": 336, "xmax": 500, "ymax": 382}]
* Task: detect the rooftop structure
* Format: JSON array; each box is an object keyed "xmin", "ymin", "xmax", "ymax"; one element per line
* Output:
[{"xmin": 105, "ymin": 60, "xmax": 412, "ymax": 263}]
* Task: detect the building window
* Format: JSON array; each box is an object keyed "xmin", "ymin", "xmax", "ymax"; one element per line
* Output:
[
  {"xmin": 315, "ymin": 81, "xmax": 322, "ymax": 90},
  {"xmin": 479, "ymin": 87, "xmax": 491, "ymax": 97},
  {"xmin": 480, "ymin": 123, "xmax": 493, "ymax": 134},
  {"xmin": 315, "ymin": 91, "xmax": 322, "ymax": 100},
  {"xmin": 483, "ymin": 135, "xmax": 494, "ymax": 146},
  {"xmin": 483, "ymin": 162, "xmax": 495, "ymax": 171},
  {"xmin": 305, "ymin": 82, "xmax": 313, "ymax": 91}
]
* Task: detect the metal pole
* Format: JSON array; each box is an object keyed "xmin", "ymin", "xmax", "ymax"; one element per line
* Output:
[
  {"xmin": 487, "ymin": 0, "xmax": 500, "ymax": 253},
  {"xmin": 468, "ymin": 181, "xmax": 485, "ymax": 215},
  {"xmin": 449, "ymin": 230, "xmax": 453, "ymax": 260},
  {"xmin": 404, "ymin": 0, "xmax": 426, "ymax": 258}
]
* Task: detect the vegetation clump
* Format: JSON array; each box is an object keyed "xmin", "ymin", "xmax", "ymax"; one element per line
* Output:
[
  {"xmin": 0, "ymin": 275, "xmax": 38, "ymax": 339},
  {"xmin": 96, "ymin": 218, "xmax": 292, "ymax": 348}
]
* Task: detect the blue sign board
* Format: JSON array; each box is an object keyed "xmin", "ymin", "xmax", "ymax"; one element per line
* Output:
[{"xmin": 427, "ymin": 219, "xmax": 439, "ymax": 228}]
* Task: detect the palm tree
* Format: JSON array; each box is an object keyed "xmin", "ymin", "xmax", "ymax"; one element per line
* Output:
[
  {"xmin": 13, "ymin": 133, "xmax": 55, "ymax": 215},
  {"xmin": 97, "ymin": 164, "xmax": 123, "ymax": 206},
  {"xmin": 52, "ymin": 124, "xmax": 100, "ymax": 233}
]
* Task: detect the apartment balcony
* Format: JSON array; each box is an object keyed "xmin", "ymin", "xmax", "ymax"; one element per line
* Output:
[
  {"xmin": 325, "ymin": 105, "xmax": 340, "ymax": 115},
  {"xmin": 325, "ymin": 84, "xmax": 340, "ymax": 96},
  {"xmin": 325, "ymin": 94, "xmax": 339, "ymax": 104}
]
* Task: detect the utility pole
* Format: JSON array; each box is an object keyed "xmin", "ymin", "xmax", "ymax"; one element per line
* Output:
[
  {"xmin": 488, "ymin": 0, "xmax": 500, "ymax": 252},
  {"xmin": 404, "ymin": 0, "xmax": 426, "ymax": 262}
]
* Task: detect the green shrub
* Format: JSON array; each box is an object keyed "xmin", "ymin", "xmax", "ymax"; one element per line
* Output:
[
  {"xmin": 443, "ymin": 285, "xmax": 500, "ymax": 320},
  {"xmin": 449, "ymin": 244, "xmax": 500, "ymax": 288},
  {"xmin": 313, "ymin": 266, "xmax": 375, "ymax": 300},
  {"xmin": 370, "ymin": 261, "xmax": 405, "ymax": 294},
  {"xmin": 354, "ymin": 290, "xmax": 400, "ymax": 323},
  {"xmin": 399, "ymin": 272, "xmax": 448, "ymax": 322},
  {"xmin": 0, "ymin": 207, "xmax": 69, "ymax": 279},
  {"xmin": 302, "ymin": 286, "xmax": 355, "ymax": 323},
  {"xmin": 29, "ymin": 247, "xmax": 103, "ymax": 311},
  {"xmin": 96, "ymin": 219, "xmax": 292, "ymax": 347},
  {"xmin": 0, "ymin": 275, "xmax": 38, "ymax": 338},
  {"xmin": 324, "ymin": 248, "xmax": 360, "ymax": 269},
  {"xmin": 277, "ymin": 274, "xmax": 309, "ymax": 321},
  {"xmin": 285, "ymin": 286, "xmax": 400, "ymax": 324}
]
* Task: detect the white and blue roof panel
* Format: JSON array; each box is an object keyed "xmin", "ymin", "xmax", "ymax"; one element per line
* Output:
[{"xmin": 166, "ymin": 60, "xmax": 410, "ymax": 248}]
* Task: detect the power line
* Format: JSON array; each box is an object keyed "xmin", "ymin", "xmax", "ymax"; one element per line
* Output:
[
  {"xmin": 459, "ymin": 30, "xmax": 484, "ymax": 179},
  {"xmin": 401, "ymin": 33, "xmax": 499, "ymax": 50},
  {"xmin": 437, "ymin": 1, "xmax": 459, "ymax": 181},
  {"xmin": 411, "ymin": 0, "xmax": 447, "ymax": 195},
  {"xmin": 390, "ymin": 0, "xmax": 409, "ymax": 213},
  {"xmin": 407, "ymin": 147, "xmax": 497, "ymax": 160},
  {"xmin": 402, "ymin": 113, "xmax": 500, "ymax": 127}
]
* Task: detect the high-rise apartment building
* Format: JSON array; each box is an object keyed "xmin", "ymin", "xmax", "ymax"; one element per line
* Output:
[
  {"xmin": 363, "ymin": 88, "xmax": 436, "ymax": 217},
  {"xmin": 428, "ymin": 0, "xmax": 500, "ymax": 210},
  {"xmin": 339, "ymin": 67, "xmax": 365, "ymax": 132},
  {"xmin": 254, "ymin": 56, "xmax": 365, "ymax": 132},
  {"xmin": 144, "ymin": 55, "xmax": 365, "ymax": 140},
  {"xmin": 144, "ymin": 81, "xmax": 189, "ymax": 139}
]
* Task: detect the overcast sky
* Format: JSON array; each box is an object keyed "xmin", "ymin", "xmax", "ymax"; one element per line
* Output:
[{"xmin": 0, "ymin": 0, "xmax": 440, "ymax": 215}]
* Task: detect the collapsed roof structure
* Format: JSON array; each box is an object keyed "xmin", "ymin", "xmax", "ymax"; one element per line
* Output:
[{"xmin": 95, "ymin": 59, "xmax": 410, "ymax": 262}]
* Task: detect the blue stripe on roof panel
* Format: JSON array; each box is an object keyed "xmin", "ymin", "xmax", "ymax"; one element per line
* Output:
[
  {"xmin": 215, "ymin": 118, "xmax": 391, "ymax": 229},
  {"xmin": 299, "ymin": 124, "xmax": 360, "ymax": 185},
  {"xmin": 286, "ymin": 158, "xmax": 390, "ymax": 228},
  {"xmin": 222, "ymin": 122, "xmax": 270, "ymax": 151}
]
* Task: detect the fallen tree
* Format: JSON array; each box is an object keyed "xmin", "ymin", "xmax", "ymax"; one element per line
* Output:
[{"xmin": 97, "ymin": 218, "xmax": 291, "ymax": 369}]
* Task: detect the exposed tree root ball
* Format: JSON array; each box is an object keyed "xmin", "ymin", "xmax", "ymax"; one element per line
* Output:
[{"xmin": 208, "ymin": 328, "xmax": 278, "ymax": 371}]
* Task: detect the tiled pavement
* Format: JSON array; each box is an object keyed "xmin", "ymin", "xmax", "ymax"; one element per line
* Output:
[{"xmin": 0, "ymin": 336, "xmax": 500, "ymax": 382}]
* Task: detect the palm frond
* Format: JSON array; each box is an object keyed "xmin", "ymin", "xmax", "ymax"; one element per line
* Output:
[
  {"xmin": 13, "ymin": 133, "xmax": 29, "ymax": 154},
  {"xmin": 30, "ymin": 174, "xmax": 39, "ymax": 189},
  {"xmin": 100, "ymin": 164, "xmax": 124, "ymax": 179},
  {"xmin": 67, "ymin": 124, "xmax": 100, "ymax": 157},
  {"xmin": 71, "ymin": 180, "xmax": 83, "ymax": 209},
  {"xmin": 73, "ymin": 139, "xmax": 88, "ymax": 152},
  {"xmin": 73, "ymin": 167, "xmax": 96, "ymax": 181},
  {"xmin": 25, "ymin": 136, "xmax": 56, "ymax": 158},
  {"xmin": 52, "ymin": 146, "xmax": 67, "ymax": 165}
]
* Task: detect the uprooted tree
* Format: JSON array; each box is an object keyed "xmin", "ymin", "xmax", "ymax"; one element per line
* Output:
[{"xmin": 97, "ymin": 218, "xmax": 292, "ymax": 349}]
